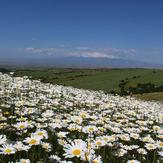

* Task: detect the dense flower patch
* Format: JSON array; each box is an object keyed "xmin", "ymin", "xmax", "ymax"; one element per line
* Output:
[{"xmin": 0, "ymin": 72, "xmax": 162, "ymax": 163}]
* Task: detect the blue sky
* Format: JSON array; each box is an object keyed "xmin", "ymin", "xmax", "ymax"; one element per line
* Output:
[{"xmin": 0, "ymin": 0, "xmax": 163, "ymax": 63}]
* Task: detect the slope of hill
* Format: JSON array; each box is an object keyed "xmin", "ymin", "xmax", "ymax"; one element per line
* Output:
[
  {"xmin": 13, "ymin": 68, "xmax": 163, "ymax": 93},
  {"xmin": 0, "ymin": 72, "xmax": 162, "ymax": 162}
]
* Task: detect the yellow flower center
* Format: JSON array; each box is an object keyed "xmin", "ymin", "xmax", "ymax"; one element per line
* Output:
[
  {"xmin": 29, "ymin": 139, "xmax": 37, "ymax": 145},
  {"xmin": 93, "ymin": 160, "xmax": 98, "ymax": 163},
  {"xmin": 104, "ymin": 137, "xmax": 108, "ymax": 141},
  {"xmin": 89, "ymin": 127, "xmax": 94, "ymax": 131},
  {"xmin": 130, "ymin": 161, "xmax": 135, "ymax": 163},
  {"xmin": 81, "ymin": 114, "xmax": 86, "ymax": 118},
  {"xmin": 5, "ymin": 148, "xmax": 12, "ymax": 154},
  {"xmin": 37, "ymin": 132, "xmax": 43, "ymax": 136},
  {"xmin": 20, "ymin": 116, "xmax": 24, "ymax": 120},
  {"xmin": 96, "ymin": 141, "xmax": 102, "ymax": 146},
  {"xmin": 159, "ymin": 142, "xmax": 163, "ymax": 147},
  {"xmin": 4, "ymin": 112, "xmax": 10, "ymax": 115},
  {"xmin": 22, "ymin": 160, "xmax": 27, "ymax": 163},
  {"xmin": 19, "ymin": 125, "xmax": 25, "ymax": 129},
  {"xmin": 72, "ymin": 149, "xmax": 81, "ymax": 156}
]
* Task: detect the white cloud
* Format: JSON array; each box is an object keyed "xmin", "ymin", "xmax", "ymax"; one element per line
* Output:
[
  {"xmin": 24, "ymin": 47, "xmax": 136, "ymax": 59},
  {"xmin": 83, "ymin": 51, "xmax": 118, "ymax": 58},
  {"xmin": 75, "ymin": 47, "xmax": 91, "ymax": 50},
  {"xmin": 25, "ymin": 48, "xmax": 58, "ymax": 56},
  {"xmin": 70, "ymin": 51, "xmax": 118, "ymax": 59}
]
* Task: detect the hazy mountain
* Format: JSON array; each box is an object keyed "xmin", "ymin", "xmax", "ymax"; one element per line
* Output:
[{"xmin": 0, "ymin": 57, "xmax": 163, "ymax": 68}]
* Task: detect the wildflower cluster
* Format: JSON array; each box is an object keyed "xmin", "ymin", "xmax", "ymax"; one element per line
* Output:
[{"xmin": 0, "ymin": 72, "xmax": 162, "ymax": 163}]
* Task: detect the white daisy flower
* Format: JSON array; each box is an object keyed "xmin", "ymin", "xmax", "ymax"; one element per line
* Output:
[
  {"xmin": 24, "ymin": 135, "xmax": 41, "ymax": 146},
  {"xmin": 63, "ymin": 141, "xmax": 87, "ymax": 158},
  {"xmin": 0, "ymin": 144, "xmax": 16, "ymax": 155}
]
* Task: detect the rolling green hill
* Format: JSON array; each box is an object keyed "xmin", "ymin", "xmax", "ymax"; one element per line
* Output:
[
  {"xmin": 134, "ymin": 92, "xmax": 163, "ymax": 102},
  {"xmin": 13, "ymin": 68, "xmax": 163, "ymax": 93}
]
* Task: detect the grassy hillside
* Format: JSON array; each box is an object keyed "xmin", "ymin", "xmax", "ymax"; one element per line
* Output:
[
  {"xmin": 134, "ymin": 92, "xmax": 163, "ymax": 102},
  {"xmin": 13, "ymin": 68, "xmax": 163, "ymax": 93}
]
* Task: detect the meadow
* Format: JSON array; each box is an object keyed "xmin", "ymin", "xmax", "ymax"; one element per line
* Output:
[
  {"xmin": 13, "ymin": 68, "xmax": 163, "ymax": 102},
  {"xmin": 0, "ymin": 72, "xmax": 163, "ymax": 163}
]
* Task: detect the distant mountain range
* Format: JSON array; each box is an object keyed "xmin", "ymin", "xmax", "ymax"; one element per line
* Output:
[{"xmin": 0, "ymin": 57, "xmax": 163, "ymax": 68}]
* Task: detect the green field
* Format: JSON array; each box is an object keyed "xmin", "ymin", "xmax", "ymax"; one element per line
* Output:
[
  {"xmin": 0, "ymin": 68, "xmax": 162, "ymax": 102},
  {"xmin": 134, "ymin": 92, "xmax": 163, "ymax": 102},
  {"xmin": 13, "ymin": 68, "xmax": 163, "ymax": 92}
]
